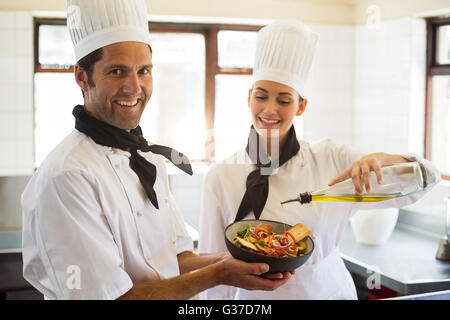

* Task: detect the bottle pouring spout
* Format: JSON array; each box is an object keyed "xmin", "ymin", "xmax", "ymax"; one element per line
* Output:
[
  {"xmin": 280, "ymin": 198, "xmax": 299, "ymax": 205},
  {"xmin": 281, "ymin": 192, "xmax": 313, "ymax": 205}
]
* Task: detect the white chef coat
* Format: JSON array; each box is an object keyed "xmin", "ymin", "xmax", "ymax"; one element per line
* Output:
[
  {"xmin": 21, "ymin": 129, "xmax": 193, "ymax": 300},
  {"xmin": 198, "ymin": 138, "xmax": 441, "ymax": 300}
]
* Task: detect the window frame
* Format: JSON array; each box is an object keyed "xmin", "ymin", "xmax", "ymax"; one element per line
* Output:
[
  {"xmin": 34, "ymin": 18, "xmax": 73, "ymax": 72},
  {"xmin": 425, "ymin": 17, "xmax": 450, "ymax": 180},
  {"xmin": 34, "ymin": 18, "xmax": 262, "ymax": 162}
]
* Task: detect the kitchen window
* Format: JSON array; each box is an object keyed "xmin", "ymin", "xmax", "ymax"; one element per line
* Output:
[
  {"xmin": 426, "ymin": 17, "xmax": 450, "ymax": 180},
  {"xmin": 34, "ymin": 19, "xmax": 261, "ymax": 166}
]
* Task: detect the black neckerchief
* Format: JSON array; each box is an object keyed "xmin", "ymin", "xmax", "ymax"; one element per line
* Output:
[
  {"xmin": 234, "ymin": 125, "xmax": 300, "ymax": 222},
  {"xmin": 73, "ymin": 105, "xmax": 192, "ymax": 209}
]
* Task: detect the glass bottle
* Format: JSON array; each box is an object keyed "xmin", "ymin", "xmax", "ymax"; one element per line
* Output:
[{"xmin": 281, "ymin": 162, "xmax": 427, "ymax": 205}]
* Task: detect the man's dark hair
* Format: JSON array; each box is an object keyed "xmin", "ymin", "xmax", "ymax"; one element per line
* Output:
[
  {"xmin": 77, "ymin": 44, "xmax": 153, "ymax": 97},
  {"xmin": 78, "ymin": 47, "xmax": 103, "ymax": 87}
]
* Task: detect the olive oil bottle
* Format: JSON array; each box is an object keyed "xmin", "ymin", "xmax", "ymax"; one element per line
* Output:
[{"xmin": 281, "ymin": 162, "xmax": 427, "ymax": 205}]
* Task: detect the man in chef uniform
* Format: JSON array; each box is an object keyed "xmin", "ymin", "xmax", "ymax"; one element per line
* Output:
[
  {"xmin": 198, "ymin": 20, "xmax": 441, "ymax": 300},
  {"xmin": 20, "ymin": 0, "xmax": 293, "ymax": 300}
]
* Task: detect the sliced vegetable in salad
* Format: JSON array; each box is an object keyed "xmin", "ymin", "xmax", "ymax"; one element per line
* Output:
[{"xmin": 233, "ymin": 222, "xmax": 311, "ymax": 258}]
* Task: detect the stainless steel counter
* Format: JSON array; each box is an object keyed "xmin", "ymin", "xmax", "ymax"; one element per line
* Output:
[
  {"xmin": 339, "ymin": 217, "xmax": 450, "ymax": 296},
  {"xmin": 387, "ymin": 289, "xmax": 450, "ymax": 300}
]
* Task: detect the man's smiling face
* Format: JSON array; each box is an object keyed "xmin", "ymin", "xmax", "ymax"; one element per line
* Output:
[{"xmin": 78, "ymin": 41, "xmax": 153, "ymax": 131}]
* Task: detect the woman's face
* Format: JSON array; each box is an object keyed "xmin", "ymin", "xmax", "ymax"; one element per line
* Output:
[{"xmin": 248, "ymin": 80, "xmax": 306, "ymax": 142}]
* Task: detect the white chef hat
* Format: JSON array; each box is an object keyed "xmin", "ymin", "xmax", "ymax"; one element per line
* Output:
[
  {"xmin": 252, "ymin": 20, "xmax": 319, "ymax": 97},
  {"xmin": 67, "ymin": 0, "xmax": 152, "ymax": 62}
]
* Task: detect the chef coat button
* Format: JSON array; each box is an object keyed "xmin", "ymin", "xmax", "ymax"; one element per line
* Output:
[
  {"xmin": 165, "ymin": 198, "xmax": 169, "ymax": 204},
  {"xmin": 136, "ymin": 211, "xmax": 143, "ymax": 216}
]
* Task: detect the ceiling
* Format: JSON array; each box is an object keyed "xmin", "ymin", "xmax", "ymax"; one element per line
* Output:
[{"xmin": 277, "ymin": 0, "xmax": 360, "ymax": 6}]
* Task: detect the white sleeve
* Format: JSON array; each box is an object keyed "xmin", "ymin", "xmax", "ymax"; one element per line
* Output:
[
  {"xmin": 311, "ymin": 139, "xmax": 366, "ymax": 178},
  {"xmin": 329, "ymin": 139, "xmax": 366, "ymax": 173},
  {"xmin": 22, "ymin": 170, "xmax": 133, "ymax": 300},
  {"xmin": 197, "ymin": 168, "xmax": 234, "ymax": 300}
]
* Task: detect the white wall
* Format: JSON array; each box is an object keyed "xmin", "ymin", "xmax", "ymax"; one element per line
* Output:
[
  {"xmin": 352, "ymin": 17, "xmax": 426, "ymax": 155},
  {"xmin": 304, "ymin": 24, "xmax": 355, "ymax": 145},
  {"xmin": 354, "ymin": 0, "xmax": 450, "ymax": 25},
  {"xmin": 0, "ymin": 11, "xmax": 34, "ymax": 176}
]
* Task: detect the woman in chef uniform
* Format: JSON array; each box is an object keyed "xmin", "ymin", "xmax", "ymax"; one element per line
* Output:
[{"xmin": 198, "ymin": 20, "xmax": 441, "ymax": 300}]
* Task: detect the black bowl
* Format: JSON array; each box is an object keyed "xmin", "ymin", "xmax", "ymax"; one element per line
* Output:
[{"xmin": 224, "ymin": 219, "xmax": 314, "ymax": 273}]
